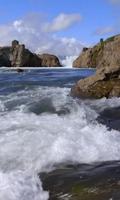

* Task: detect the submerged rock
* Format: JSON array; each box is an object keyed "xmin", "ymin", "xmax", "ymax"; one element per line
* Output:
[
  {"xmin": 72, "ymin": 34, "xmax": 120, "ymax": 98},
  {"xmin": 16, "ymin": 68, "xmax": 24, "ymax": 73},
  {"xmin": 97, "ymin": 106, "xmax": 120, "ymax": 131},
  {"xmin": 38, "ymin": 53, "xmax": 62, "ymax": 67}
]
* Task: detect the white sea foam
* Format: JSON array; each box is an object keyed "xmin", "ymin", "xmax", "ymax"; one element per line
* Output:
[
  {"xmin": 61, "ymin": 56, "xmax": 78, "ymax": 67},
  {"xmin": 0, "ymin": 86, "xmax": 120, "ymax": 200},
  {"xmin": 0, "ymin": 171, "xmax": 48, "ymax": 200}
]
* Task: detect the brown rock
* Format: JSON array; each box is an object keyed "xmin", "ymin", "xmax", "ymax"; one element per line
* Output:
[
  {"xmin": 10, "ymin": 40, "xmax": 42, "ymax": 67},
  {"xmin": 38, "ymin": 53, "xmax": 62, "ymax": 67},
  {"xmin": 71, "ymin": 35, "xmax": 120, "ymax": 98},
  {"xmin": 73, "ymin": 35, "xmax": 120, "ymax": 69},
  {"xmin": 0, "ymin": 41, "xmax": 62, "ymax": 68}
]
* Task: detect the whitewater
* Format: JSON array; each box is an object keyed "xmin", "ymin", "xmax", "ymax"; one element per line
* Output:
[{"xmin": 0, "ymin": 68, "xmax": 120, "ymax": 200}]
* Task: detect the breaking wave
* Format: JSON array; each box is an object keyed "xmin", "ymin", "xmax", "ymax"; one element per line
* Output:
[{"xmin": 0, "ymin": 69, "xmax": 120, "ymax": 200}]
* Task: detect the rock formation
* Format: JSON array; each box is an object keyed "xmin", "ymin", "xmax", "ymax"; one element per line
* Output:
[
  {"xmin": 0, "ymin": 40, "xmax": 62, "ymax": 67},
  {"xmin": 0, "ymin": 47, "xmax": 11, "ymax": 67},
  {"xmin": 71, "ymin": 34, "xmax": 120, "ymax": 98},
  {"xmin": 38, "ymin": 53, "xmax": 62, "ymax": 67},
  {"xmin": 73, "ymin": 35, "xmax": 120, "ymax": 68},
  {"xmin": 10, "ymin": 40, "xmax": 42, "ymax": 67}
]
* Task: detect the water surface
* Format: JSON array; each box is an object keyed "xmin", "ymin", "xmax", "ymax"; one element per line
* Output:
[{"xmin": 0, "ymin": 67, "xmax": 120, "ymax": 200}]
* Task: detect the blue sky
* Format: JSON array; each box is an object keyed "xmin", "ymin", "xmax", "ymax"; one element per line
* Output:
[{"xmin": 0, "ymin": 0, "xmax": 120, "ymax": 56}]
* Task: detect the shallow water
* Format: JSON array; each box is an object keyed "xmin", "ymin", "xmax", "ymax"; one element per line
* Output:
[{"xmin": 0, "ymin": 67, "xmax": 120, "ymax": 200}]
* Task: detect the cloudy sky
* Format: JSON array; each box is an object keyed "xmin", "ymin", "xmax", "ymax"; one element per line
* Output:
[{"xmin": 0, "ymin": 0, "xmax": 120, "ymax": 56}]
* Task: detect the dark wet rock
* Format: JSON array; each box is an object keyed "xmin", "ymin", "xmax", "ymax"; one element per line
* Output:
[
  {"xmin": 97, "ymin": 107, "xmax": 120, "ymax": 131},
  {"xmin": 16, "ymin": 68, "xmax": 24, "ymax": 73},
  {"xmin": 38, "ymin": 53, "xmax": 62, "ymax": 67},
  {"xmin": 71, "ymin": 35, "xmax": 120, "ymax": 98},
  {"xmin": 40, "ymin": 162, "xmax": 120, "ymax": 200},
  {"xmin": 0, "ymin": 47, "xmax": 11, "ymax": 67},
  {"xmin": 28, "ymin": 98, "xmax": 70, "ymax": 115}
]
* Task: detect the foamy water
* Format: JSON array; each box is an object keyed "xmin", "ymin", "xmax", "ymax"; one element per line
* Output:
[
  {"xmin": 0, "ymin": 68, "xmax": 120, "ymax": 200},
  {"xmin": 61, "ymin": 56, "xmax": 78, "ymax": 67}
]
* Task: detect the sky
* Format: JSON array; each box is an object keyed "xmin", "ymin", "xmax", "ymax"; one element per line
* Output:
[{"xmin": 0, "ymin": 0, "xmax": 120, "ymax": 57}]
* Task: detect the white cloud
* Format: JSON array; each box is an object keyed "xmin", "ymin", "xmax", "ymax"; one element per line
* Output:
[
  {"xmin": 94, "ymin": 26, "xmax": 114, "ymax": 35},
  {"xmin": 44, "ymin": 13, "xmax": 81, "ymax": 32},
  {"xmin": 0, "ymin": 14, "xmax": 83, "ymax": 57}
]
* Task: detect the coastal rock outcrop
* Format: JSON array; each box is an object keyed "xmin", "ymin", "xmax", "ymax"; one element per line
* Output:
[
  {"xmin": 71, "ymin": 35, "xmax": 120, "ymax": 98},
  {"xmin": 0, "ymin": 47, "xmax": 11, "ymax": 67},
  {"xmin": 73, "ymin": 47, "xmax": 97, "ymax": 68},
  {"xmin": 0, "ymin": 40, "xmax": 42, "ymax": 67},
  {"xmin": 38, "ymin": 53, "xmax": 62, "ymax": 67},
  {"xmin": 10, "ymin": 40, "xmax": 42, "ymax": 67},
  {"xmin": 73, "ymin": 35, "xmax": 120, "ymax": 68},
  {"xmin": 0, "ymin": 40, "xmax": 62, "ymax": 67}
]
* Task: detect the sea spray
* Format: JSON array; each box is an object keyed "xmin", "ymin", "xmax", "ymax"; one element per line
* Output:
[{"xmin": 0, "ymin": 69, "xmax": 120, "ymax": 200}]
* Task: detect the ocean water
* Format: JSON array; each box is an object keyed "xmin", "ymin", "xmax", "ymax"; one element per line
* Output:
[{"xmin": 0, "ymin": 67, "xmax": 120, "ymax": 200}]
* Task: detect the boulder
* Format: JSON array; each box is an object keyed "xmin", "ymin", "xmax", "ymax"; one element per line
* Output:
[
  {"xmin": 71, "ymin": 35, "xmax": 120, "ymax": 98},
  {"xmin": 38, "ymin": 53, "xmax": 62, "ymax": 67}
]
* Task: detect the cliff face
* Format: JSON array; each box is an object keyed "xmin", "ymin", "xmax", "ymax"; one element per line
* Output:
[
  {"xmin": 0, "ymin": 40, "xmax": 62, "ymax": 67},
  {"xmin": 71, "ymin": 35, "xmax": 120, "ymax": 98},
  {"xmin": 10, "ymin": 41, "xmax": 42, "ymax": 67},
  {"xmin": 73, "ymin": 35, "xmax": 120, "ymax": 68},
  {"xmin": 0, "ymin": 47, "xmax": 11, "ymax": 67},
  {"xmin": 38, "ymin": 54, "xmax": 62, "ymax": 67}
]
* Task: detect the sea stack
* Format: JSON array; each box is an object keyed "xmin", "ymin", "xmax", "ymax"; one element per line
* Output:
[
  {"xmin": 10, "ymin": 40, "xmax": 42, "ymax": 67},
  {"xmin": 38, "ymin": 54, "xmax": 62, "ymax": 67},
  {"xmin": 0, "ymin": 40, "xmax": 62, "ymax": 68}
]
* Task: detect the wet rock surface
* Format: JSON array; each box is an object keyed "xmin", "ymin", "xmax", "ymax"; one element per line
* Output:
[
  {"xmin": 40, "ymin": 162, "xmax": 120, "ymax": 200},
  {"xmin": 97, "ymin": 106, "xmax": 120, "ymax": 131}
]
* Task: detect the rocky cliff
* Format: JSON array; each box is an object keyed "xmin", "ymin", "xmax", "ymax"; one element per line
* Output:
[
  {"xmin": 0, "ymin": 40, "xmax": 62, "ymax": 67},
  {"xmin": 71, "ymin": 34, "xmax": 120, "ymax": 98},
  {"xmin": 0, "ymin": 47, "xmax": 11, "ymax": 67},
  {"xmin": 38, "ymin": 53, "xmax": 62, "ymax": 67},
  {"xmin": 10, "ymin": 40, "xmax": 42, "ymax": 67},
  {"xmin": 73, "ymin": 35, "xmax": 120, "ymax": 68}
]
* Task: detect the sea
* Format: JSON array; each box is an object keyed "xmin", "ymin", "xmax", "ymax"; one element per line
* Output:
[{"xmin": 0, "ymin": 67, "xmax": 120, "ymax": 200}]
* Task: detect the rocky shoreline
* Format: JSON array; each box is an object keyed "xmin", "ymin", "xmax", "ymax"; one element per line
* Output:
[
  {"xmin": 72, "ymin": 34, "xmax": 120, "ymax": 98},
  {"xmin": 0, "ymin": 40, "xmax": 62, "ymax": 68},
  {"xmin": 40, "ymin": 162, "xmax": 120, "ymax": 200}
]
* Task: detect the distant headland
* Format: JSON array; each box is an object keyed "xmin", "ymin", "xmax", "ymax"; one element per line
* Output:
[{"xmin": 0, "ymin": 40, "xmax": 62, "ymax": 68}]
